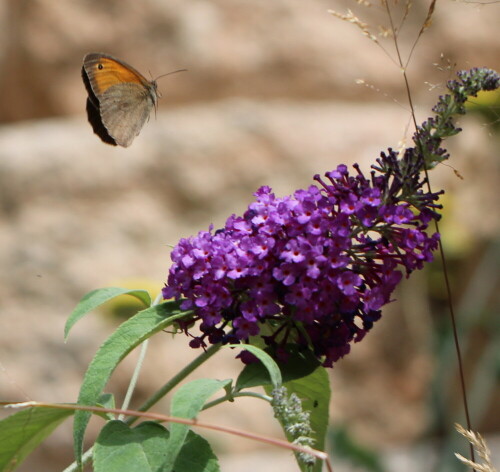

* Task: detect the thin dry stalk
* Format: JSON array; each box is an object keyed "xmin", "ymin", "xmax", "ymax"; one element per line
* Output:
[
  {"xmin": 405, "ymin": 0, "xmax": 437, "ymax": 67},
  {"xmin": 393, "ymin": 0, "xmax": 412, "ymax": 36},
  {"xmin": 455, "ymin": 424, "xmax": 496, "ymax": 472},
  {"xmin": 329, "ymin": 1, "xmax": 417, "ymax": 68},
  {"xmin": 330, "ymin": 0, "xmax": 477, "ymax": 468},
  {"xmin": 328, "ymin": 9, "xmax": 380, "ymax": 44}
]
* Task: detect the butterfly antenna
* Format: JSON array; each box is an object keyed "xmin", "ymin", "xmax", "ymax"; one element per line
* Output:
[
  {"xmin": 153, "ymin": 69, "xmax": 186, "ymax": 114},
  {"xmin": 154, "ymin": 69, "xmax": 188, "ymax": 81}
]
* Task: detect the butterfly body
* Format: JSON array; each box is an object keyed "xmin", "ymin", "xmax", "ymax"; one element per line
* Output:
[{"xmin": 82, "ymin": 53, "xmax": 159, "ymax": 147}]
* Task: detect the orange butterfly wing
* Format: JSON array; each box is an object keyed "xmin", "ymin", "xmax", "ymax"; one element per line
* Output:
[{"xmin": 83, "ymin": 53, "xmax": 152, "ymax": 97}]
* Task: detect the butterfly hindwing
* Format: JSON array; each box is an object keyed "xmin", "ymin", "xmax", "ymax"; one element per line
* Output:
[{"xmin": 99, "ymin": 82, "xmax": 155, "ymax": 147}]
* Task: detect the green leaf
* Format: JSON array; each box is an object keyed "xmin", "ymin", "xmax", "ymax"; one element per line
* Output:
[
  {"xmin": 163, "ymin": 378, "xmax": 230, "ymax": 472},
  {"xmin": 97, "ymin": 393, "xmax": 115, "ymax": 410},
  {"xmin": 73, "ymin": 301, "xmax": 189, "ymax": 468},
  {"xmin": 65, "ymin": 287, "xmax": 152, "ymax": 340},
  {"xmin": 236, "ymin": 346, "xmax": 319, "ymax": 391},
  {"xmin": 173, "ymin": 429, "xmax": 220, "ymax": 472},
  {"xmin": 94, "ymin": 421, "xmax": 219, "ymax": 472},
  {"xmin": 266, "ymin": 366, "xmax": 330, "ymax": 472},
  {"xmin": 0, "ymin": 406, "xmax": 73, "ymax": 471},
  {"xmin": 231, "ymin": 345, "xmax": 282, "ymax": 389},
  {"xmin": 94, "ymin": 421, "xmax": 169, "ymax": 472},
  {"xmin": 96, "ymin": 394, "xmax": 116, "ymax": 421}
]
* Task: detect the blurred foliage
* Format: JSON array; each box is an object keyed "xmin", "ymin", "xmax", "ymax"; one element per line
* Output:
[
  {"xmin": 327, "ymin": 235, "xmax": 499, "ymax": 470},
  {"xmin": 327, "ymin": 425, "xmax": 385, "ymax": 472},
  {"xmin": 427, "ymin": 239, "xmax": 500, "ymax": 471},
  {"xmin": 435, "ymin": 194, "xmax": 475, "ymax": 259},
  {"xmin": 466, "ymin": 89, "xmax": 500, "ymax": 130}
]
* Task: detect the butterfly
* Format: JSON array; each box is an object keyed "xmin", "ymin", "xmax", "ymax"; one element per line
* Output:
[{"xmin": 82, "ymin": 53, "xmax": 185, "ymax": 147}]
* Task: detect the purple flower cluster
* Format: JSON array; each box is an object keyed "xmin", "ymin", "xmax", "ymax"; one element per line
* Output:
[{"xmin": 163, "ymin": 153, "xmax": 441, "ymax": 366}]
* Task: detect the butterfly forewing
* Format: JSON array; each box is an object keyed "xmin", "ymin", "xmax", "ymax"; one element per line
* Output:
[{"xmin": 83, "ymin": 54, "xmax": 152, "ymax": 96}]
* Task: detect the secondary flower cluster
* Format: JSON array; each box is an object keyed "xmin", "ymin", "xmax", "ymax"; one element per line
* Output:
[{"xmin": 163, "ymin": 148, "xmax": 441, "ymax": 366}]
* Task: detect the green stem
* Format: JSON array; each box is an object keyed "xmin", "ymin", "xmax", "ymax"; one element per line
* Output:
[
  {"xmin": 64, "ymin": 342, "xmax": 222, "ymax": 471},
  {"xmin": 203, "ymin": 391, "xmax": 272, "ymax": 410},
  {"xmin": 118, "ymin": 294, "xmax": 164, "ymax": 420},
  {"xmin": 64, "ymin": 294, "xmax": 221, "ymax": 471},
  {"xmin": 125, "ymin": 341, "xmax": 222, "ymax": 425},
  {"xmin": 118, "ymin": 340, "xmax": 149, "ymax": 420}
]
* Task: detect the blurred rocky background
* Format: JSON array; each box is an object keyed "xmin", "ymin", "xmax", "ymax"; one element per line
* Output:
[{"xmin": 0, "ymin": 0, "xmax": 499, "ymax": 471}]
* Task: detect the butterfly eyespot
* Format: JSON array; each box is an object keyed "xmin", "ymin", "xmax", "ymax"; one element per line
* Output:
[{"xmin": 98, "ymin": 63, "xmax": 104, "ymax": 70}]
